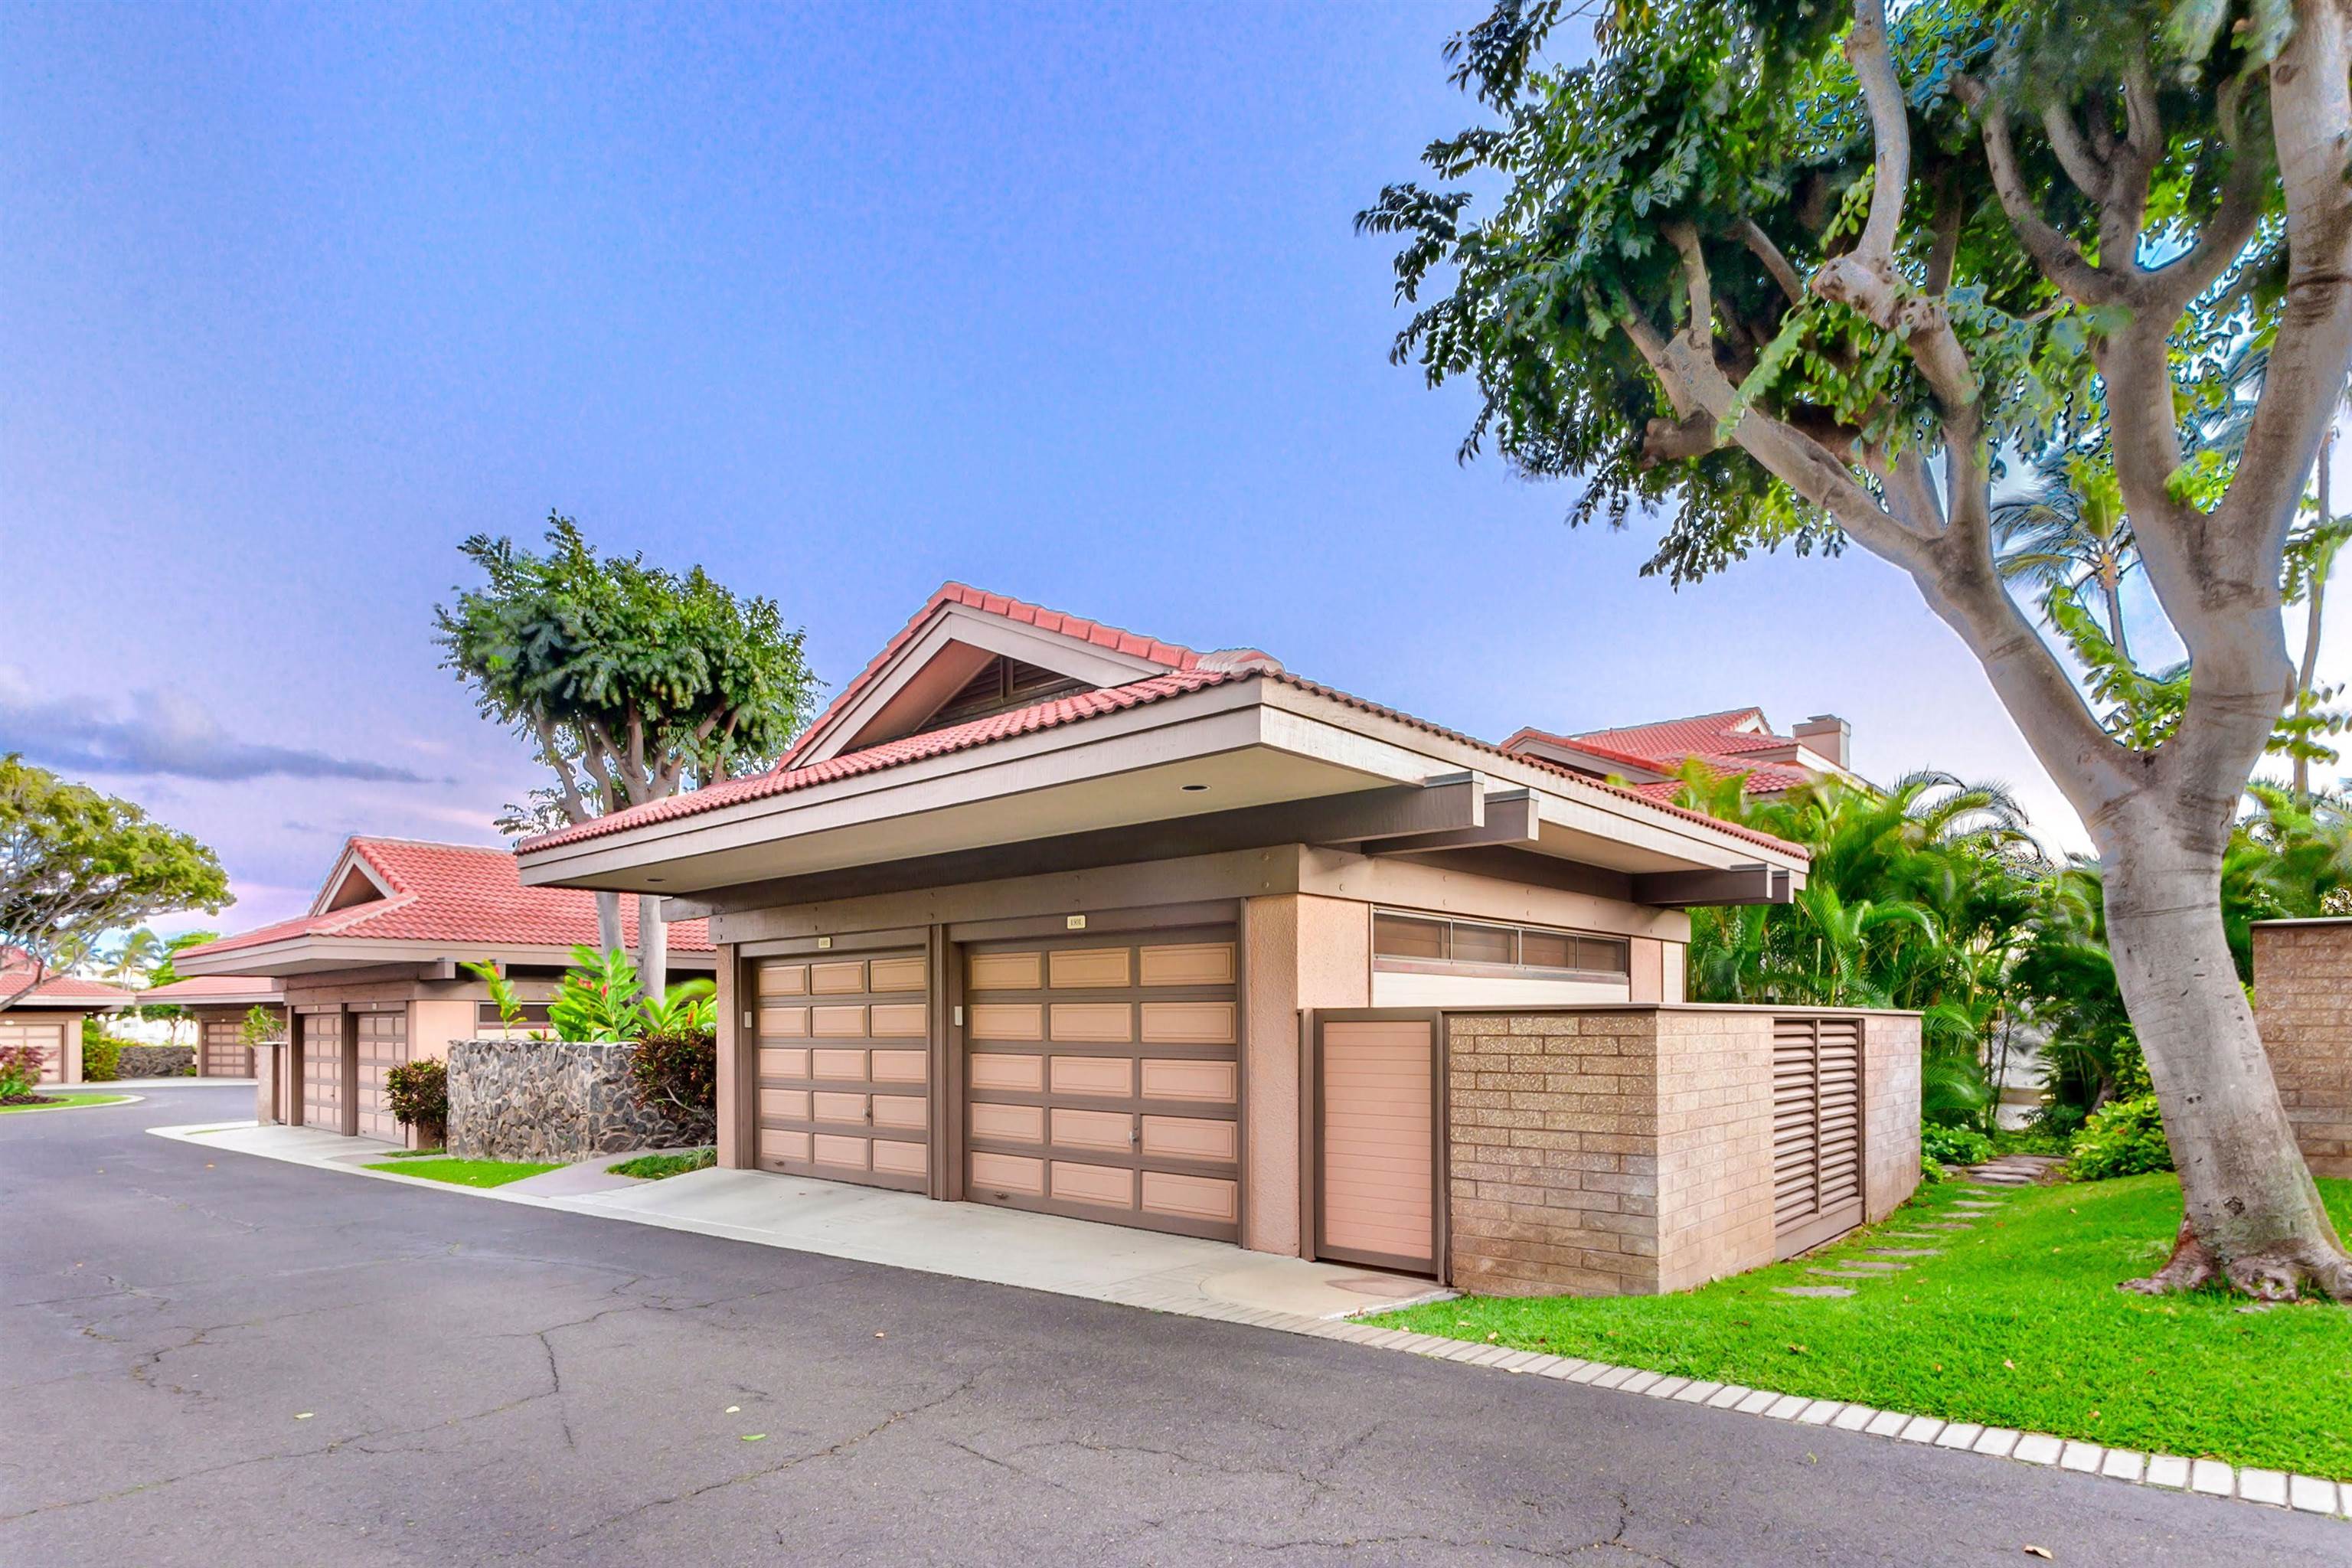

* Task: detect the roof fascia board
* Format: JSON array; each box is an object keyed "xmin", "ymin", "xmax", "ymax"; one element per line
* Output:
[
  {"xmin": 520, "ymin": 680, "xmax": 1276, "ymax": 884},
  {"xmin": 799, "ymin": 603, "xmax": 1174, "ymax": 766},
  {"xmin": 177, "ymin": 937, "xmax": 717, "ymax": 977}
]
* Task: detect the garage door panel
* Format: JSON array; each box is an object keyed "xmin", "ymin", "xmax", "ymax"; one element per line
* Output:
[
  {"xmin": 0, "ymin": 1021, "xmax": 67, "ymax": 1084},
  {"xmin": 201, "ymin": 1018, "xmax": 253, "ymax": 1077},
  {"xmin": 962, "ymin": 926, "xmax": 1240, "ymax": 1243},
  {"xmin": 354, "ymin": 1010, "xmax": 408, "ymax": 1142},
  {"xmin": 299, "ymin": 1014, "xmax": 344, "ymax": 1132},
  {"xmin": 750, "ymin": 949, "xmax": 930, "ymax": 1193}
]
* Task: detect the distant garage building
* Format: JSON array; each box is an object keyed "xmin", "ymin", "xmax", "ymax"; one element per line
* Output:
[
  {"xmin": 173, "ymin": 838, "xmax": 713, "ymax": 1145},
  {"xmin": 0, "ymin": 949, "xmax": 131, "ymax": 1084},
  {"xmin": 136, "ymin": 975, "xmax": 286, "ymax": 1078}
]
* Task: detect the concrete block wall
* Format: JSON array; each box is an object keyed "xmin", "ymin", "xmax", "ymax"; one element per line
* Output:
[
  {"xmin": 1444, "ymin": 1012, "xmax": 1663, "ymax": 1296},
  {"xmin": 1863, "ymin": 1012, "xmax": 1923, "ymax": 1218},
  {"xmin": 1437, "ymin": 1004, "xmax": 1919, "ymax": 1298},
  {"xmin": 2252, "ymin": 922, "xmax": 2352, "ymax": 1178},
  {"xmin": 1653, "ymin": 1009, "xmax": 1777, "ymax": 1294}
]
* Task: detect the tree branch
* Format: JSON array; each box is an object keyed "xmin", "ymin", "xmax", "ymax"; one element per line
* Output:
[
  {"xmin": 1736, "ymin": 218, "xmax": 1807, "ymax": 309},
  {"xmin": 1662, "ymin": 220, "xmax": 1713, "ymax": 346},
  {"xmin": 2144, "ymin": 149, "xmax": 2265, "ymax": 315},
  {"xmin": 1956, "ymin": 76, "xmax": 2115, "ymax": 306},
  {"xmin": 2040, "ymin": 101, "xmax": 2112, "ymax": 204},
  {"xmin": 1844, "ymin": 0, "xmax": 1909, "ymax": 267}
]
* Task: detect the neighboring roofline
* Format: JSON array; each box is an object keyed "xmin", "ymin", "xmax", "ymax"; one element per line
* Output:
[
  {"xmin": 520, "ymin": 665, "xmax": 1811, "ymax": 877},
  {"xmin": 135, "ymin": 976, "xmax": 286, "ymax": 1007},
  {"xmin": 1565, "ymin": 704, "xmax": 1767, "ymax": 740}
]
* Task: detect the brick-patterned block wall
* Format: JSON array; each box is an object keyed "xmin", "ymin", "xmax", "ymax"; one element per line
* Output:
[
  {"xmin": 1445, "ymin": 1012, "xmax": 1663, "ymax": 1297},
  {"xmin": 2253, "ymin": 923, "xmax": 2352, "ymax": 1178},
  {"xmin": 1864, "ymin": 1013, "xmax": 1923, "ymax": 1220},
  {"xmin": 1653, "ymin": 1009, "xmax": 1776, "ymax": 1295}
]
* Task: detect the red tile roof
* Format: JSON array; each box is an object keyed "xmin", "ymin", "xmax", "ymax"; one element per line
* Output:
[
  {"xmin": 779, "ymin": 582, "xmax": 1210, "ymax": 771},
  {"xmin": 1508, "ymin": 708, "xmax": 1825, "ymax": 799},
  {"xmin": 0, "ymin": 950, "xmax": 133, "ymax": 1008},
  {"xmin": 178, "ymin": 838, "xmax": 714, "ymax": 964}
]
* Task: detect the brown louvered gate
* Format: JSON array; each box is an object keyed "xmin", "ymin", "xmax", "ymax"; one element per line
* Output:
[{"xmin": 1772, "ymin": 1015, "xmax": 1865, "ymax": 1259}]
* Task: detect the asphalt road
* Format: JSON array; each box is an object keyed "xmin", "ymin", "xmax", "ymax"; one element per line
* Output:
[{"xmin": 2, "ymin": 1085, "xmax": 2338, "ymax": 1567}]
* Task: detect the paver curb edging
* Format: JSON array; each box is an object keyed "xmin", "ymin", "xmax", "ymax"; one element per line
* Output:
[
  {"xmin": 149, "ymin": 1122, "xmax": 2350, "ymax": 1521},
  {"xmin": 0, "ymin": 1093, "xmax": 145, "ymax": 1116}
]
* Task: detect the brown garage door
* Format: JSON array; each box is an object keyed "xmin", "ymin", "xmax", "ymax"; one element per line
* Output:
[
  {"xmin": 750, "ymin": 949, "xmax": 930, "ymax": 1191},
  {"xmin": 201, "ymin": 1018, "xmax": 253, "ymax": 1078},
  {"xmin": 962, "ymin": 926, "xmax": 1240, "ymax": 1242},
  {"xmin": 354, "ymin": 1010, "xmax": 408, "ymax": 1142},
  {"xmin": 1315, "ymin": 1016, "xmax": 1439, "ymax": 1275},
  {"xmin": 0, "ymin": 1018, "xmax": 67, "ymax": 1083},
  {"xmin": 300, "ymin": 1012, "xmax": 345, "ymax": 1132},
  {"xmin": 1772, "ymin": 1015, "xmax": 1865, "ymax": 1259}
]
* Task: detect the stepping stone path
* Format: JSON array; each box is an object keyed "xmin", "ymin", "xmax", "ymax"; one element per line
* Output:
[
  {"xmin": 1962, "ymin": 1153, "xmax": 2063, "ymax": 1187},
  {"xmin": 1779, "ymin": 1178, "xmax": 2029, "ymax": 1298}
]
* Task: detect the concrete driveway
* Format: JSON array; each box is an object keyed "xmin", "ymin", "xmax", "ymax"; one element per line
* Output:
[{"xmin": 3, "ymin": 1084, "xmax": 2336, "ymax": 1566}]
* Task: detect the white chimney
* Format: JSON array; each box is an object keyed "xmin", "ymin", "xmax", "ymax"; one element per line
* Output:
[{"xmin": 1792, "ymin": 714, "xmax": 1851, "ymax": 770}]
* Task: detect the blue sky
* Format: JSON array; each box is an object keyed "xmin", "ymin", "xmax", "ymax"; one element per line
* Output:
[{"xmin": 3, "ymin": 2, "xmax": 2344, "ymax": 936}]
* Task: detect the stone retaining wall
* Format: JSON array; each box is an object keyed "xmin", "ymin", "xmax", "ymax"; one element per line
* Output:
[
  {"xmin": 115, "ymin": 1044, "xmax": 195, "ymax": 1079},
  {"xmin": 446, "ymin": 1037, "xmax": 715, "ymax": 1162}
]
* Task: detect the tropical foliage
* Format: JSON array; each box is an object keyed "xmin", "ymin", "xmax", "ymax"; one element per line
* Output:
[{"xmin": 385, "ymin": 1058, "xmax": 449, "ymax": 1144}]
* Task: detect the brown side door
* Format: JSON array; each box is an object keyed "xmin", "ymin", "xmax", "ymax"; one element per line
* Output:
[
  {"xmin": 748, "ymin": 950, "xmax": 931, "ymax": 1191},
  {"xmin": 300, "ymin": 1012, "xmax": 344, "ymax": 1132},
  {"xmin": 962, "ymin": 926, "xmax": 1241, "ymax": 1242},
  {"xmin": 201, "ymin": 1018, "xmax": 252, "ymax": 1077},
  {"xmin": 354, "ymin": 1011, "xmax": 408, "ymax": 1142},
  {"xmin": 1314, "ymin": 1014, "xmax": 1442, "ymax": 1276},
  {"xmin": 1772, "ymin": 1016, "xmax": 1866, "ymax": 1258}
]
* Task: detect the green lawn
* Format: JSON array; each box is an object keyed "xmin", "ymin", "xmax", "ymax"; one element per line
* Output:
[
  {"xmin": 609, "ymin": 1148, "xmax": 715, "ymax": 1180},
  {"xmin": 1377, "ymin": 1173, "xmax": 2352, "ymax": 1480},
  {"xmin": 0, "ymin": 1093, "xmax": 133, "ymax": 1115},
  {"xmin": 364, "ymin": 1156, "xmax": 558, "ymax": 1188}
]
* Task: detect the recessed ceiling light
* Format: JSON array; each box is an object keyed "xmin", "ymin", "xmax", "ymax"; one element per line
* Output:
[
  {"xmin": 1181, "ymin": 783, "xmax": 1209, "ymax": 792},
  {"xmin": 646, "ymin": 877, "xmax": 666, "ymax": 884}
]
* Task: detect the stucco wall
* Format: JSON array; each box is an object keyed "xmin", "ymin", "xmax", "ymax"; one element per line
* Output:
[
  {"xmin": 2253, "ymin": 922, "xmax": 2352, "ymax": 1178},
  {"xmin": 446, "ymin": 1038, "xmax": 716, "ymax": 1162}
]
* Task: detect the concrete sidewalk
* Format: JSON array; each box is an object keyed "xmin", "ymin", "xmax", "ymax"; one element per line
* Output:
[{"xmin": 150, "ymin": 1120, "xmax": 1448, "ymax": 1323}]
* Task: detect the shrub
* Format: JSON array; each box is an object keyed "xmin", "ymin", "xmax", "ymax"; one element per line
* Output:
[
  {"xmin": 80, "ymin": 1033, "xmax": 124, "ymax": 1083},
  {"xmin": 630, "ymin": 1026, "xmax": 717, "ymax": 1117},
  {"xmin": 238, "ymin": 1004, "xmax": 283, "ymax": 1047},
  {"xmin": 1920, "ymin": 1122, "xmax": 1992, "ymax": 1169},
  {"xmin": 385, "ymin": 1058, "xmax": 449, "ymax": 1144},
  {"xmin": 2066, "ymin": 1095, "xmax": 2174, "ymax": 1181},
  {"xmin": 547, "ymin": 946, "xmax": 645, "ymax": 1041},
  {"xmin": 1919, "ymin": 1155, "xmax": 1949, "ymax": 1185},
  {"xmin": 0, "ymin": 1042, "xmax": 46, "ymax": 1100}
]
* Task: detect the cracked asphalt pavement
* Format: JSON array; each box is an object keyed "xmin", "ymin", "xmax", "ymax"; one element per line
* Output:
[{"xmin": 3, "ymin": 1086, "xmax": 2337, "ymax": 1566}]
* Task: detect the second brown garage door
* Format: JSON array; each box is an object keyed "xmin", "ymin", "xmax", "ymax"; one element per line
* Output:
[
  {"xmin": 354, "ymin": 1011, "xmax": 407, "ymax": 1142},
  {"xmin": 962, "ymin": 926, "xmax": 1241, "ymax": 1242},
  {"xmin": 750, "ymin": 949, "xmax": 931, "ymax": 1191},
  {"xmin": 201, "ymin": 1018, "xmax": 253, "ymax": 1077},
  {"xmin": 299, "ymin": 1012, "xmax": 344, "ymax": 1132}
]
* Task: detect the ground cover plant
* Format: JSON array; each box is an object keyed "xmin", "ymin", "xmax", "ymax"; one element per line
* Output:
[
  {"xmin": 610, "ymin": 1148, "xmax": 714, "ymax": 1180},
  {"xmin": 1378, "ymin": 1174, "xmax": 2352, "ymax": 1478},
  {"xmin": 0, "ymin": 1092, "xmax": 131, "ymax": 1115},
  {"xmin": 363, "ymin": 1156, "xmax": 557, "ymax": 1188}
]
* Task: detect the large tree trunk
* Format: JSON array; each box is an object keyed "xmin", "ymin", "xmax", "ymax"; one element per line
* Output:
[
  {"xmin": 2097, "ymin": 819, "xmax": 2352, "ymax": 1299},
  {"xmin": 636, "ymin": 893, "xmax": 668, "ymax": 1002},
  {"xmin": 595, "ymin": 890, "xmax": 624, "ymax": 956}
]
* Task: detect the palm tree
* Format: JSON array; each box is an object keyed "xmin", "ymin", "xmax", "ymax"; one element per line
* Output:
[{"xmin": 1991, "ymin": 451, "xmax": 2137, "ymax": 665}]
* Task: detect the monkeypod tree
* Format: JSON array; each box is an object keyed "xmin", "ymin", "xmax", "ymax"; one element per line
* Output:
[
  {"xmin": 1364, "ymin": 0, "xmax": 2352, "ymax": 1297},
  {"xmin": 437, "ymin": 517, "xmax": 818, "ymax": 983},
  {"xmin": 0, "ymin": 756, "xmax": 229, "ymax": 1011}
]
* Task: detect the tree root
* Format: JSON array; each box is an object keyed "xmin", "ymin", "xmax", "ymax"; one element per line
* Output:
[{"xmin": 2122, "ymin": 1218, "xmax": 2352, "ymax": 1302}]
